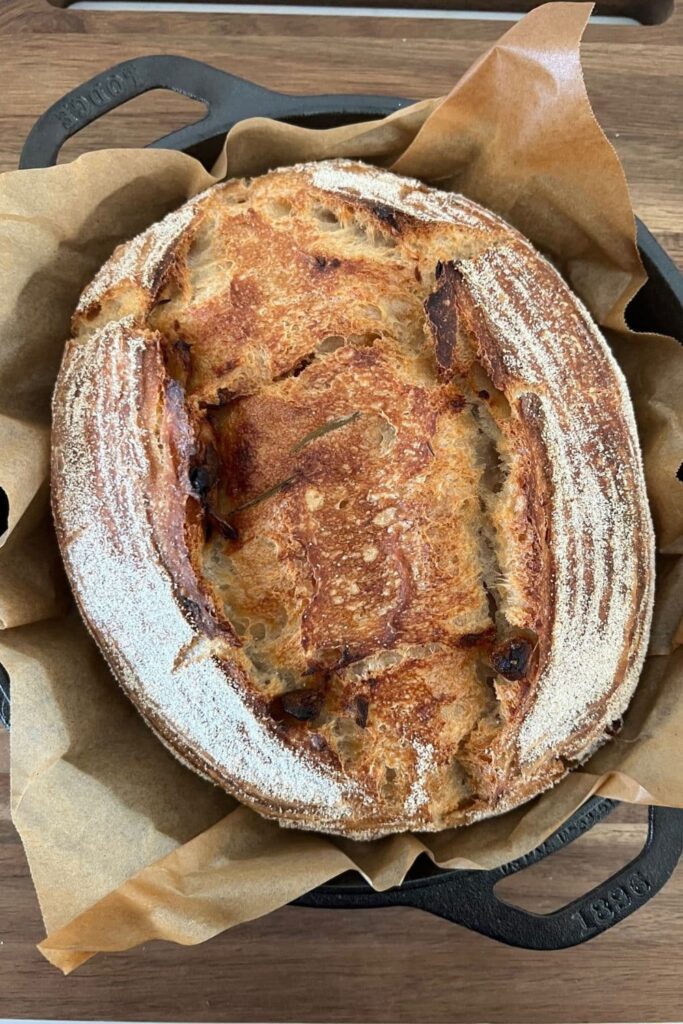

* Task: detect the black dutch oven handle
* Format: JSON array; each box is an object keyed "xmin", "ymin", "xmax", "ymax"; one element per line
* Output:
[
  {"xmin": 297, "ymin": 797, "xmax": 683, "ymax": 948},
  {"xmin": 19, "ymin": 54, "xmax": 407, "ymax": 171},
  {"xmin": 0, "ymin": 664, "xmax": 8, "ymax": 730}
]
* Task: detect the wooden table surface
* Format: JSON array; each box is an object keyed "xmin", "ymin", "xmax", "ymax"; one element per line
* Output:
[{"xmin": 1, "ymin": 1, "xmax": 682, "ymax": 1020}]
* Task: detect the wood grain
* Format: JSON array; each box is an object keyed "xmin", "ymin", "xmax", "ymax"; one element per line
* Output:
[
  {"xmin": 44, "ymin": 0, "xmax": 678, "ymax": 24},
  {"xmin": 0, "ymin": 2, "xmax": 682, "ymax": 1018}
]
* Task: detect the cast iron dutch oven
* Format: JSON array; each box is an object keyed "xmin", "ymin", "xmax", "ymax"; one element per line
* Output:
[{"xmin": 6, "ymin": 55, "xmax": 683, "ymax": 950}]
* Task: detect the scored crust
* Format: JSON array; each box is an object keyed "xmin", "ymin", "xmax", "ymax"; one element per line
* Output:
[{"xmin": 51, "ymin": 160, "xmax": 655, "ymax": 839}]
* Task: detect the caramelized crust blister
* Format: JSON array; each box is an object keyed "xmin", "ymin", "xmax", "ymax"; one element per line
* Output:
[{"xmin": 51, "ymin": 160, "xmax": 654, "ymax": 837}]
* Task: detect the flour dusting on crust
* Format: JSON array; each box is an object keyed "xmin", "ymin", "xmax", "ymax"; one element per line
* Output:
[
  {"xmin": 307, "ymin": 158, "xmax": 502, "ymax": 230},
  {"xmin": 78, "ymin": 192, "xmax": 209, "ymax": 312},
  {"xmin": 53, "ymin": 321, "xmax": 352, "ymax": 816},
  {"xmin": 455, "ymin": 247, "xmax": 654, "ymax": 759}
]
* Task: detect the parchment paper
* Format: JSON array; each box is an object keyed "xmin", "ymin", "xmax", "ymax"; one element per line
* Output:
[{"xmin": 0, "ymin": 2, "xmax": 681, "ymax": 974}]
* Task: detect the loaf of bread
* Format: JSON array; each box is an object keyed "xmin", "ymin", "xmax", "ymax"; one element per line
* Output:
[{"xmin": 51, "ymin": 160, "xmax": 654, "ymax": 838}]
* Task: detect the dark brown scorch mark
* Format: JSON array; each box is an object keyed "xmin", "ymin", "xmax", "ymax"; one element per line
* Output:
[
  {"xmin": 491, "ymin": 637, "xmax": 535, "ymax": 681},
  {"xmin": 369, "ymin": 203, "xmax": 402, "ymax": 232},
  {"xmin": 424, "ymin": 260, "xmax": 463, "ymax": 378},
  {"xmin": 353, "ymin": 695, "xmax": 369, "ymax": 728},
  {"xmin": 276, "ymin": 353, "xmax": 316, "ymax": 381},
  {"xmin": 189, "ymin": 442, "xmax": 219, "ymax": 500},
  {"xmin": 312, "ymin": 254, "xmax": 342, "ymax": 271},
  {"xmin": 280, "ymin": 688, "xmax": 324, "ymax": 721},
  {"xmin": 83, "ymin": 300, "xmax": 101, "ymax": 322}
]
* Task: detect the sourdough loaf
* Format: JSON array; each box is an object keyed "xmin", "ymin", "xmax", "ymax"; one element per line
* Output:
[{"xmin": 51, "ymin": 160, "xmax": 654, "ymax": 838}]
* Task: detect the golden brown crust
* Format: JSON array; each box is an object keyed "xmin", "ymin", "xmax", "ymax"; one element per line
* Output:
[{"xmin": 51, "ymin": 160, "xmax": 654, "ymax": 838}]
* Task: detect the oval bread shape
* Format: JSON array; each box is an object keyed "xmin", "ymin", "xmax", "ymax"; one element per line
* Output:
[{"xmin": 51, "ymin": 160, "xmax": 654, "ymax": 838}]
